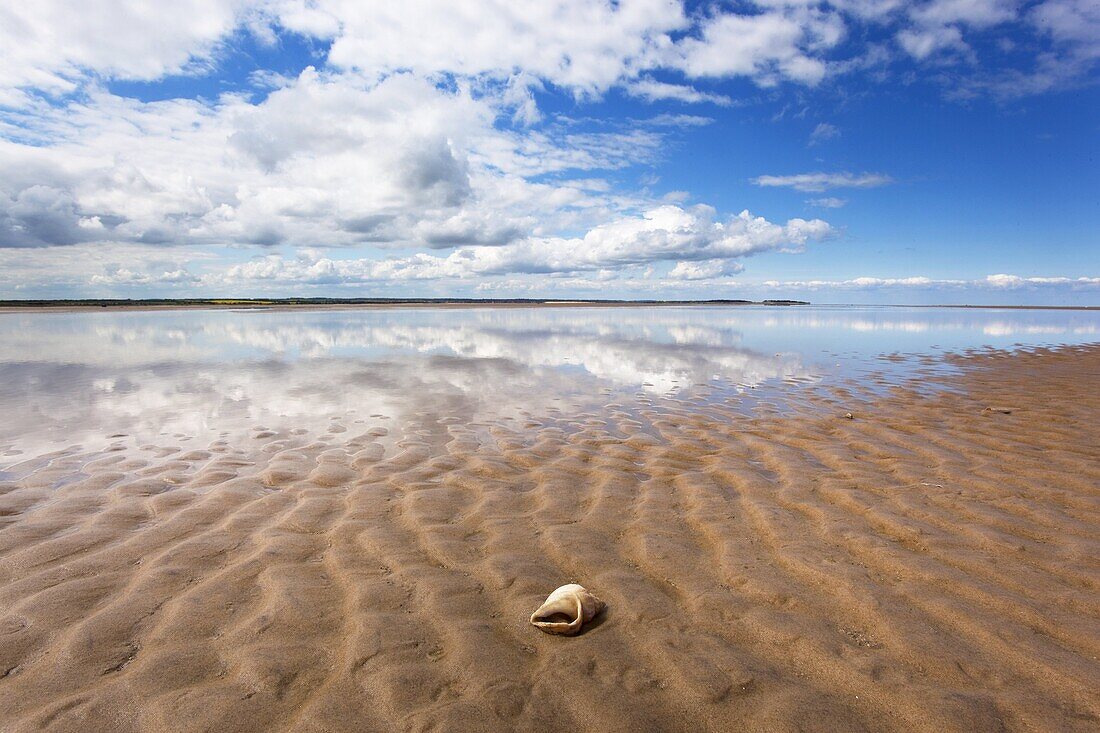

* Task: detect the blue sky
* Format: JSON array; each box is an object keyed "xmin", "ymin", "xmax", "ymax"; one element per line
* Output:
[{"xmin": 0, "ymin": 1, "xmax": 1097, "ymax": 304}]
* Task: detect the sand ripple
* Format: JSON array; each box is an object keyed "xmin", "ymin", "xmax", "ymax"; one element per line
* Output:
[{"xmin": 0, "ymin": 345, "xmax": 1098, "ymax": 732}]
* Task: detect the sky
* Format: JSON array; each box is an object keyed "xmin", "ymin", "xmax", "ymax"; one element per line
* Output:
[{"xmin": 0, "ymin": 1, "xmax": 1097, "ymax": 304}]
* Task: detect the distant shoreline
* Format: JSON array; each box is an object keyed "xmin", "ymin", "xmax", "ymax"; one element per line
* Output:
[
  {"xmin": 885, "ymin": 303, "xmax": 1100, "ymax": 311},
  {"xmin": 0, "ymin": 298, "xmax": 808, "ymax": 312},
  {"xmin": 0, "ymin": 298, "xmax": 1096, "ymax": 312}
]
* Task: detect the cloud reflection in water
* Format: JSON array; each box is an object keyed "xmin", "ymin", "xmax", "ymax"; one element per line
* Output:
[{"xmin": 1, "ymin": 305, "xmax": 1097, "ymax": 464}]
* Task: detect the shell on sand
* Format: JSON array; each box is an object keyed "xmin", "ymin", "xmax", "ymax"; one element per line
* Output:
[{"xmin": 530, "ymin": 584, "xmax": 605, "ymax": 636}]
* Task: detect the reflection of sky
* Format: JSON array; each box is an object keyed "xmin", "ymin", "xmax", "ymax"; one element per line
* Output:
[{"xmin": 1, "ymin": 305, "xmax": 1097, "ymax": 465}]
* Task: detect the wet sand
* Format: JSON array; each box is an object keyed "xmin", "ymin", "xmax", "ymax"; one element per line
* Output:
[{"xmin": 0, "ymin": 345, "xmax": 1097, "ymax": 732}]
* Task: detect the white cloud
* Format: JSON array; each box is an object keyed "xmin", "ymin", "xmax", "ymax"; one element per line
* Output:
[
  {"xmin": 807, "ymin": 197, "xmax": 848, "ymax": 208},
  {"xmin": 90, "ymin": 267, "xmax": 198, "ymax": 286},
  {"xmin": 808, "ymin": 122, "xmax": 840, "ymax": 145},
  {"xmin": 0, "ymin": 1, "xmax": 251, "ymax": 102},
  {"xmin": 896, "ymin": 0, "xmax": 1018, "ymax": 60},
  {"xmin": 752, "ymin": 171, "xmax": 894, "ymax": 192},
  {"xmin": 1027, "ymin": 1, "xmax": 1100, "ymax": 79},
  {"xmin": 668, "ymin": 259, "xmax": 745, "ymax": 280},
  {"xmin": 0, "ymin": 2, "xmax": 861, "ymax": 110},
  {"xmin": 897, "ymin": 25, "xmax": 969, "ymax": 60},
  {"xmin": 764, "ymin": 276, "xmax": 946, "ymax": 289},
  {"xmin": 627, "ymin": 79, "xmax": 733, "ymax": 106},
  {"xmin": 984, "ymin": 273, "xmax": 1100, "ymax": 288},
  {"xmin": 204, "ymin": 206, "xmax": 833, "ymax": 287},
  {"xmin": 1, "ymin": 1, "xmax": 1096, "ymax": 298},
  {"xmin": 0, "ymin": 241, "xmax": 217, "ymax": 291},
  {"xmin": 910, "ymin": 0, "xmax": 1017, "ymax": 28},
  {"xmin": 2, "ymin": 1, "xmax": 861, "ymax": 108},
  {"xmin": 0, "ymin": 0, "xmax": 1095, "ymax": 113},
  {"xmin": 830, "ymin": 0, "xmax": 906, "ymax": 21},
  {"xmin": 11, "ymin": 205, "xmax": 827, "ymax": 292},
  {"xmin": 673, "ymin": 7, "xmax": 846, "ymax": 86},
  {"xmin": 290, "ymin": 0, "xmax": 687, "ymax": 95},
  {"xmin": 0, "ymin": 70, "xmax": 686, "ymax": 255},
  {"xmin": 915, "ymin": 0, "xmax": 1100, "ymax": 97},
  {"xmin": 1, "ymin": 19, "xmax": 849, "ymax": 293},
  {"xmin": 1032, "ymin": 0, "xmax": 1100, "ymax": 49}
]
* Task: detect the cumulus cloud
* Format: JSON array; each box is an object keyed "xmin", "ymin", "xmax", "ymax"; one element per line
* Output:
[
  {"xmin": 1032, "ymin": 0, "xmax": 1100, "ymax": 50},
  {"xmin": 0, "ymin": 185, "xmax": 93, "ymax": 247},
  {"xmin": 1023, "ymin": 1, "xmax": 1100, "ymax": 84},
  {"xmin": 763, "ymin": 276, "xmax": 948, "ymax": 289},
  {"xmin": 6, "ymin": 204, "xmax": 828, "ymax": 292},
  {"xmin": 467, "ymin": 206, "xmax": 834, "ymax": 274},
  {"xmin": 752, "ymin": 171, "xmax": 894, "ymax": 192},
  {"xmin": 203, "ymin": 206, "xmax": 833, "ymax": 287},
  {"xmin": 673, "ymin": 6, "xmax": 846, "ymax": 86},
  {"xmin": 897, "ymin": 0, "xmax": 1017, "ymax": 60},
  {"xmin": 90, "ymin": 267, "xmax": 198, "ymax": 286},
  {"xmin": 0, "ymin": 21, "xmax": 846, "ymax": 291},
  {"xmin": 897, "ymin": 25, "xmax": 969, "ymax": 60},
  {"xmin": 286, "ymin": 0, "xmax": 687, "ymax": 95},
  {"xmin": 2, "ymin": 0, "xmax": 1096, "ymax": 110},
  {"xmin": 0, "ymin": 0, "xmax": 251, "ymax": 104},
  {"xmin": 0, "ymin": 242, "xmax": 217, "ymax": 292},
  {"xmin": 668, "ymin": 259, "xmax": 745, "ymax": 280},
  {"xmin": 912, "ymin": 0, "xmax": 1017, "ymax": 28},
  {"xmin": 1, "ymin": 1, "xmax": 1096, "ymax": 298},
  {"xmin": 0, "ymin": 1, "xmax": 860, "ymax": 105},
  {"xmin": 0, "ymin": 70, "xmax": 684, "ymax": 254},
  {"xmin": 983, "ymin": 273, "xmax": 1100, "ymax": 289}
]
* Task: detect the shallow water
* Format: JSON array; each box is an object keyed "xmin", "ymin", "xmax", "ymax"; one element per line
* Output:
[{"xmin": 1, "ymin": 305, "xmax": 1097, "ymax": 465}]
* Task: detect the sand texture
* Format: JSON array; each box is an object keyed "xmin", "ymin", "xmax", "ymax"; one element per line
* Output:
[{"xmin": 0, "ymin": 345, "xmax": 1098, "ymax": 732}]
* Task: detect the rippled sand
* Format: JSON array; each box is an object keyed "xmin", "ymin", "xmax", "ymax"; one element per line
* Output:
[{"xmin": 0, "ymin": 345, "xmax": 1097, "ymax": 732}]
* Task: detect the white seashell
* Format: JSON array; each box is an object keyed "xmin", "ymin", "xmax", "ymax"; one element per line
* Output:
[{"xmin": 530, "ymin": 583, "xmax": 605, "ymax": 636}]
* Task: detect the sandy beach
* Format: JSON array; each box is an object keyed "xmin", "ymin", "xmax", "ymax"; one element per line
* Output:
[{"xmin": 0, "ymin": 343, "xmax": 1097, "ymax": 732}]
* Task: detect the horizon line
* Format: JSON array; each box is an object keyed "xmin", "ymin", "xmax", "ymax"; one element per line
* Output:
[{"xmin": 1, "ymin": 298, "xmax": 1097, "ymax": 311}]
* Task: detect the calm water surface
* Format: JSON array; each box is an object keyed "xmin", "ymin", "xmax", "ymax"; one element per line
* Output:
[{"xmin": 1, "ymin": 305, "xmax": 1097, "ymax": 467}]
